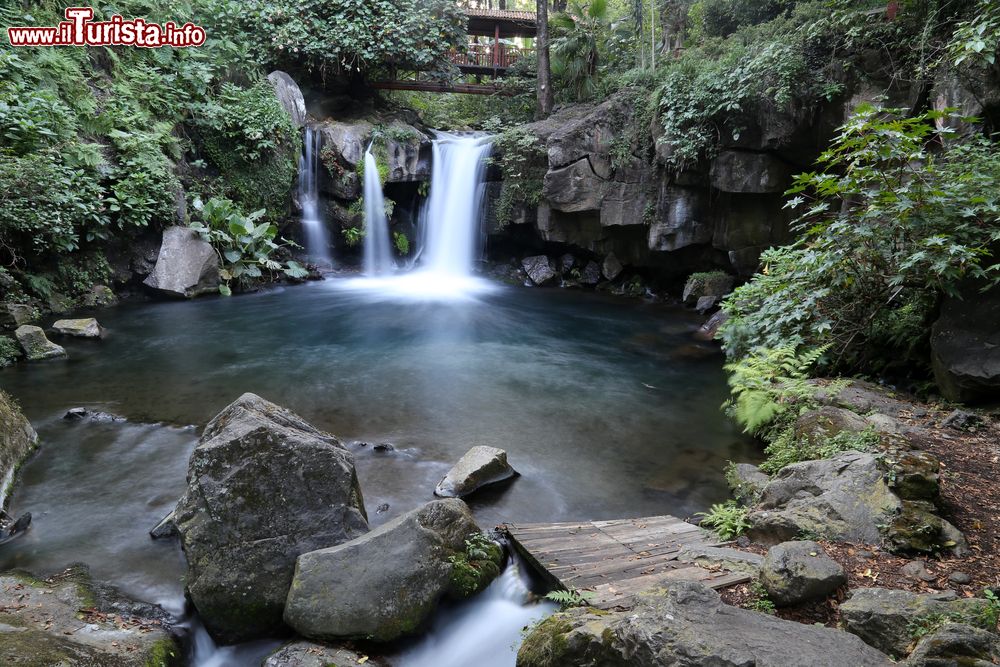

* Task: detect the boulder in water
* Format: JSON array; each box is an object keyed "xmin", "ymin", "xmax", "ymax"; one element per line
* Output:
[
  {"xmin": 284, "ymin": 499, "xmax": 490, "ymax": 642},
  {"xmin": 522, "ymin": 255, "xmax": 557, "ymax": 286},
  {"xmin": 263, "ymin": 641, "xmax": 386, "ymax": 667},
  {"xmin": 434, "ymin": 445, "xmax": 517, "ymax": 498},
  {"xmin": 51, "ymin": 318, "xmax": 103, "ymax": 338},
  {"xmin": 518, "ymin": 580, "xmax": 892, "ymax": 667},
  {"xmin": 15, "ymin": 324, "xmax": 66, "ymax": 361},
  {"xmin": 0, "ymin": 389, "xmax": 37, "ymax": 508},
  {"xmin": 173, "ymin": 393, "xmax": 369, "ymax": 643},
  {"xmin": 143, "ymin": 226, "xmax": 220, "ymax": 298}
]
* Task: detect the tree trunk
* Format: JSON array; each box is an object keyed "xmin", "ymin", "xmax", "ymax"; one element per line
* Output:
[{"xmin": 536, "ymin": 0, "xmax": 554, "ymax": 119}]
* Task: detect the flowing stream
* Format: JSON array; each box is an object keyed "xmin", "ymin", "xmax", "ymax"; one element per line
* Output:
[{"xmin": 298, "ymin": 126, "xmax": 332, "ymax": 266}]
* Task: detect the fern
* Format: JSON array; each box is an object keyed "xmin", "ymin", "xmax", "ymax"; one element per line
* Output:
[
  {"xmin": 544, "ymin": 589, "xmax": 593, "ymax": 609},
  {"xmin": 695, "ymin": 500, "xmax": 750, "ymax": 540}
]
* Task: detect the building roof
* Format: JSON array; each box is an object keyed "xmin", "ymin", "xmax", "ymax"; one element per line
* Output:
[{"xmin": 463, "ymin": 7, "xmax": 537, "ymax": 22}]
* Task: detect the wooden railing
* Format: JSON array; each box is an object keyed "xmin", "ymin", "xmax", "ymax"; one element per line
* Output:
[{"xmin": 449, "ymin": 43, "xmax": 532, "ymax": 70}]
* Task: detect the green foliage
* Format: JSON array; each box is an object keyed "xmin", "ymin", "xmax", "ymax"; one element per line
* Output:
[
  {"xmin": 721, "ymin": 107, "xmax": 1000, "ymax": 376},
  {"xmin": 189, "ymin": 197, "xmax": 306, "ymax": 294},
  {"xmin": 723, "ymin": 344, "xmax": 826, "ymax": 437},
  {"xmin": 544, "ymin": 589, "xmax": 594, "ymax": 609},
  {"xmin": 393, "ymin": 231, "xmax": 410, "ymax": 256},
  {"xmin": 492, "ymin": 127, "xmax": 547, "ymax": 228},
  {"xmin": 695, "ymin": 500, "xmax": 750, "ymax": 540},
  {"xmin": 949, "ymin": 0, "xmax": 1000, "ymax": 66},
  {"xmin": 745, "ymin": 579, "xmax": 776, "ymax": 614},
  {"xmin": 551, "ymin": 0, "xmax": 610, "ymax": 101},
  {"xmin": 342, "ymin": 226, "xmax": 365, "ymax": 247},
  {"xmin": 759, "ymin": 425, "xmax": 880, "ymax": 475},
  {"xmin": 694, "ymin": 0, "xmax": 794, "ymax": 39},
  {"xmin": 210, "ymin": 0, "xmax": 466, "ymax": 77},
  {"xmin": 908, "ymin": 590, "xmax": 1000, "ymax": 638},
  {"xmin": 0, "ymin": 336, "xmax": 22, "ymax": 368},
  {"xmin": 448, "ymin": 533, "xmax": 503, "ymax": 598}
]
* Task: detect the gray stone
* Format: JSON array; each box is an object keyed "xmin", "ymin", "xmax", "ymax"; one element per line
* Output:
[
  {"xmin": 263, "ymin": 640, "xmax": 386, "ymax": 667},
  {"xmin": 811, "ymin": 379, "xmax": 916, "ymax": 419},
  {"xmin": 318, "ymin": 120, "xmax": 373, "ymax": 170},
  {"xmin": 760, "ymin": 540, "xmax": 846, "ymax": 606},
  {"xmin": 384, "ymin": 122, "xmax": 430, "ymax": 183},
  {"xmin": 948, "ymin": 571, "xmax": 972, "ymax": 585},
  {"xmin": 434, "ymin": 445, "xmax": 517, "ymax": 498},
  {"xmin": 727, "ymin": 462, "xmax": 769, "ymax": 505},
  {"xmin": 840, "ymin": 588, "xmax": 993, "ymax": 657},
  {"xmin": 0, "ymin": 302, "xmax": 36, "ymax": 329},
  {"xmin": 15, "ymin": 325, "xmax": 66, "ymax": 361},
  {"xmin": 648, "ymin": 184, "xmax": 712, "ymax": 252},
  {"xmin": 905, "ymin": 622, "xmax": 1000, "ymax": 666},
  {"xmin": 266, "ymin": 71, "xmax": 307, "ymax": 128},
  {"xmin": 748, "ymin": 452, "xmax": 900, "ymax": 544},
  {"xmin": 518, "ymin": 580, "xmax": 892, "ymax": 667},
  {"xmin": 143, "ymin": 226, "xmax": 220, "ymax": 298},
  {"xmin": 559, "ymin": 253, "xmax": 576, "ymax": 272},
  {"xmin": 677, "ymin": 545, "xmax": 764, "ymax": 575},
  {"xmin": 284, "ymin": 499, "xmax": 482, "ymax": 642},
  {"xmin": 710, "ymin": 150, "xmax": 793, "ymax": 193},
  {"xmin": 149, "ymin": 509, "xmax": 177, "ymax": 540},
  {"xmin": 51, "ymin": 317, "xmax": 102, "ymax": 338},
  {"xmin": 174, "ymin": 393, "xmax": 368, "ymax": 642},
  {"xmin": 793, "ymin": 405, "xmax": 871, "ymax": 446},
  {"xmin": 580, "ymin": 261, "xmax": 601, "ymax": 285},
  {"xmin": 0, "ymin": 566, "xmax": 180, "ymax": 666},
  {"xmin": 521, "ymin": 255, "xmax": 557, "ymax": 286},
  {"xmin": 694, "ymin": 309, "xmax": 729, "ymax": 342},
  {"xmin": 0, "ymin": 390, "xmax": 37, "ymax": 508},
  {"xmin": 941, "ymin": 409, "xmax": 981, "ymax": 430},
  {"xmin": 682, "ymin": 271, "xmax": 734, "ymax": 304},
  {"xmin": 62, "ymin": 407, "xmax": 125, "ymax": 422},
  {"xmin": 695, "ymin": 295, "xmax": 719, "ymax": 312},
  {"xmin": 81, "ymin": 284, "xmax": 118, "ymax": 307},
  {"xmin": 901, "ymin": 560, "xmax": 937, "ymax": 583},
  {"xmin": 602, "ymin": 252, "xmax": 623, "ymax": 280},
  {"xmin": 931, "ymin": 285, "xmax": 1000, "ymax": 402}
]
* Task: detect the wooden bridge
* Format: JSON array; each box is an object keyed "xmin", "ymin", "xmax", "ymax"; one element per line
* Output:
[
  {"xmin": 503, "ymin": 514, "xmax": 751, "ymax": 609},
  {"xmin": 372, "ymin": 5, "xmax": 536, "ymax": 95}
]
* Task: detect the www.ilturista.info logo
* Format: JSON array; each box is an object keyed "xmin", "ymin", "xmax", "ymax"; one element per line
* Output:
[{"xmin": 7, "ymin": 7, "xmax": 206, "ymax": 47}]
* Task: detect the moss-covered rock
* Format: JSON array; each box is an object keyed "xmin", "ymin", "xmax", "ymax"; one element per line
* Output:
[
  {"xmin": 0, "ymin": 566, "xmax": 180, "ymax": 667},
  {"xmin": 0, "ymin": 390, "xmax": 37, "ymax": 507},
  {"xmin": 13, "ymin": 325, "xmax": 66, "ymax": 361}
]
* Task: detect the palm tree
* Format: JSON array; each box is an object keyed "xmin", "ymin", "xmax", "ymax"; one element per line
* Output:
[{"xmin": 550, "ymin": 0, "xmax": 609, "ymax": 100}]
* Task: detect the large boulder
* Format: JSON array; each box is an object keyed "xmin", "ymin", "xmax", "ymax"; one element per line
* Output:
[
  {"xmin": 905, "ymin": 622, "xmax": 1000, "ymax": 666},
  {"xmin": 0, "ymin": 390, "xmax": 37, "ymax": 507},
  {"xmin": 759, "ymin": 540, "xmax": 846, "ymax": 606},
  {"xmin": 143, "ymin": 226, "xmax": 220, "ymax": 298},
  {"xmin": 284, "ymin": 499, "xmax": 487, "ymax": 642},
  {"xmin": 263, "ymin": 641, "xmax": 387, "ymax": 667},
  {"xmin": 0, "ymin": 302, "xmax": 36, "ymax": 329},
  {"xmin": 434, "ymin": 445, "xmax": 517, "ymax": 497},
  {"xmin": 930, "ymin": 286, "xmax": 1000, "ymax": 402},
  {"xmin": 521, "ymin": 256, "xmax": 557, "ymax": 286},
  {"xmin": 51, "ymin": 317, "xmax": 102, "ymax": 338},
  {"xmin": 173, "ymin": 393, "xmax": 368, "ymax": 643},
  {"xmin": 747, "ymin": 452, "xmax": 899, "ymax": 544},
  {"xmin": 517, "ymin": 580, "xmax": 892, "ymax": 667},
  {"xmin": 0, "ymin": 566, "xmax": 181, "ymax": 666},
  {"xmin": 840, "ymin": 588, "xmax": 996, "ymax": 658},
  {"xmin": 266, "ymin": 71, "xmax": 307, "ymax": 128},
  {"xmin": 15, "ymin": 324, "xmax": 66, "ymax": 361},
  {"xmin": 709, "ymin": 150, "xmax": 793, "ymax": 193}
]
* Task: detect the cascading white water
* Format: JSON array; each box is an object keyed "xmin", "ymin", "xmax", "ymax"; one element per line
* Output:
[
  {"xmin": 298, "ymin": 126, "xmax": 332, "ymax": 266},
  {"xmin": 363, "ymin": 146, "xmax": 395, "ymax": 275},
  {"xmin": 419, "ymin": 132, "xmax": 493, "ymax": 277},
  {"xmin": 396, "ymin": 557, "xmax": 556, "ymax": 667}
]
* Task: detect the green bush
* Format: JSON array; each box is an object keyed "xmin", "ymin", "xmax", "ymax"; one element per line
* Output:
[
  {"xmin": 720, "ymin": 107, "xmax": 1000, "ymax": 376},
  {"xmin": 0, "ymin": 336, "xmax": 21, "ymax": 368},
  {"xmin": 695, "ymin": 500, "xmax": 750, "ymax": 540},
  {"xmin": 491, "ymin": 127, "xmax": 548, "ymax": 228},
  {"xmin": 694, "ymin": 0, "xmax": 794, "ymax": 38}
]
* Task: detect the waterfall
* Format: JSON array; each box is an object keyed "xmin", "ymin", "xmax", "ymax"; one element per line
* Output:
[
  {"xmin": 419, "ymin": 132, "xmax": 493, "ymax": 277},
  {"xmin": 363, "ymin": 146, "xmax": 395, "ymax": 276},
  {"xmin": 298, "ymin": 126, "xmax": 332, "ymax": 267}
]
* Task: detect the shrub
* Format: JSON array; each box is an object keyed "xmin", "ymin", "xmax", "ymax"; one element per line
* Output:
[
  {"xmin": 696, "ymin": 500, "xmax": 750, "ymax": 540},
  {"xmin": 491, "ymin": 127, "xmax": 547, "ymax": 228},
  {"xmin": 0, "ymin": 336, "xmax": 21, "ymax": 368}
]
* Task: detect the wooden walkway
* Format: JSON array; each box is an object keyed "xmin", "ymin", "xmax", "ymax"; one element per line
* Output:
[{"xmin": 503, "ymin": 514, "xmax": 751, "ymax": 609}]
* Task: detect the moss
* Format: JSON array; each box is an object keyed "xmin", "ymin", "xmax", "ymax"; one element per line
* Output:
[
  {"xmin": 517, "ymin": 616, "xmax": 574, "ymax": 667},
  {"xmin": 144, "ymin": 637, "xmax": 182, "ymax": 667}
]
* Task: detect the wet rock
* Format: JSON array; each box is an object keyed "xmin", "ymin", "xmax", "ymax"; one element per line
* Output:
[
  {"xmin": 694, "ymin": 309, "xmax": 729, "ymax": 342},
  {"xmin": 602, "ymin": 252, "xmax": 623, "ymax": 281},
  {"xmin": 522, "ymin": 255, "xmax": 557, "ymax": 286},
  {"xmin": 373, "ymin": 442, "xmax": 394, "ymax": 453},
  {"xmin": 748, "ymin": 452, "xmax": 899, "ymax": 544},
  {"xmin": 905, "ymin": 622, "xmax": 1000, "ymax": 666},
  {"xmin": 518, "ymin": 580, "xmax": 892, "ymax": 667},
  {"xmin": 559, "ymin": 253, "xmax": 576, "ymax": 273},
  {"xmin": 760, "ymin": 540, "xmax": 846, "ymax": 606},
  {"xmin": 727, "ymin": 462, "xmax": 769, "ymax": 505},
  {"xmin": 434, "ymin": 445, "xmax": 517, "ymax": 498},
  {"xmin": 375, "ymin": 503, "xmax": 390, "ymax": 515},
  {"xmin": 0, "ymin": 390, "xmax": 37, "ymax": 507},
  {"xmin": 173, "ymin": 393, "xmax": 368, "ymax": 643},
  {"xmin": 62, "ymin": 407, "xmax": 126, "ymax": 422},
  {"xmin": 930, "ymin": 284, "xmax": 1000, "ymax": 402},
  {"xmin": 266, "ymin": 71, "xmax": 306, "ymax": 128},
  {"xmin": 15, "ymin": 324, "xmax": 66, "ymax": 361},
  {"xmin": 149, "ymin": 509, "xmax": 177, "ymax": 540},
  {"xmin": 284, "ymin": 499, "xmax": 488, "ymax": 642},
  {"xmin": 941, "ymin": 409, "xmax": 981, "ymax": 430},
  {"xmin": 0, "ymin": 566, "xmax": 181, "ymax": 667},
  {"xmin": 677, "ymin": 545, "xmax": 764, "ymax": 575},
  {"xmin": 263, "ymin": 640, "xmax": 386, "ymax": 667},
  {"xmin": 840, "ymin": 588, "xmax": 994, "ymax": 658},
  {"xmin": 579, "ymin": 261, "xmax": 601, "ymax": 286},
  {"xmin": 51, "ymin": 317, "xmax": 103, "ymax": 338},
  {"xmin": 143, "ymin": 226, "xmax": 220, "ymax": 298},
  {"xmin": 682, "ymin": 271, "xmax": 734, "ymax": 305},
  {"xmin": 695, "ymin": 295, "xmax": 718, "ymax": 312},
  {"xmin": 0, "ymin": 302, "xmax": 37, "ymax": 329}
]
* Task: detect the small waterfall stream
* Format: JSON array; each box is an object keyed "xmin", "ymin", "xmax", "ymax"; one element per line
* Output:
[
  {"xmin": 363, "ymin": 145, "xmax": 395, "ymax": 275},
  {"xmin": 298, "ymin": 127, "xmax": 332, "ymax": 267}
]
